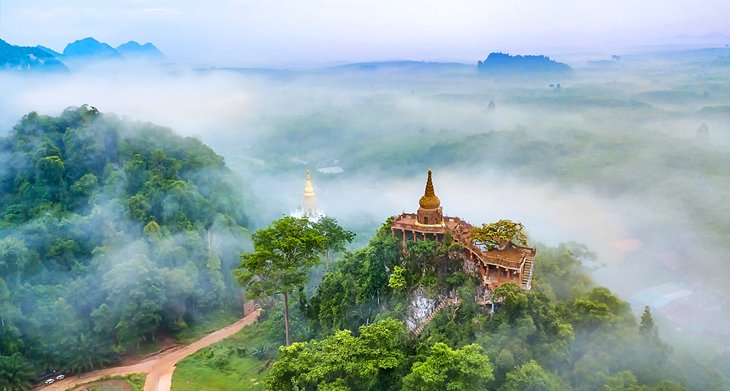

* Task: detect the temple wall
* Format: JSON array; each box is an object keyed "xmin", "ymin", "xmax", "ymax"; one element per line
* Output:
[{"xmin": 417, "ymin": 206, "xmax": 443, "ymax": 225}]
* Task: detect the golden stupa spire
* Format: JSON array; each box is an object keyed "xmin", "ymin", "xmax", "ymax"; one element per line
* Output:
[
  {"xmin": 304, "ymin": 169, "xmax": 315, "ymax": 197},
  {"xmin": 419, "ymin": 169, "xmax": 441, "ymax": 209}
]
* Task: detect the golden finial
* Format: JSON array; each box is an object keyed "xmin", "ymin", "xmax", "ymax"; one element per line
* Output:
[{"xmin": 419, "ymin": 169, "xmax": 440, "ymax": 209}]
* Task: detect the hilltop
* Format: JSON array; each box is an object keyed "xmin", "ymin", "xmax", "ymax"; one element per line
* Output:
[
  {"xmin": 0, "ymin": 39, "xmax": 67, "ymax": 72},
  {"xmin": 173, "ymin": 218, "xmax": 729, "ymax": 390},
  {"xmin": 0, "ymin": 106, "xmax": 252, "ymax": 383},
  {"xmin": 477, "ymin": 52, "xmax": 572, "ymax": 75},
  {"xmin": 63, "ymin": 37, "xmax": 123, "ymax": 59},
  {"xmin": 63, "ymin": 37, "xmax": 165, "ymax": 61},
  {"xmin": 116, "ymin": 40, "xmax": 165, "ymax": 60}
]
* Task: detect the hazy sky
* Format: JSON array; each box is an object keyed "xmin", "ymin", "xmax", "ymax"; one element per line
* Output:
[{"xmin": 2, "ymin": 0, "xmax": 729, "ymax": 66}]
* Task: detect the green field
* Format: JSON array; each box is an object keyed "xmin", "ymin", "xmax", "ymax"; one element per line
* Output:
[
  {"xmin": 171, "ymin": 321, "xmax": 272, "ymax": 391},
  {"xmin": 68, "ymin": 374, "xmax": 146, "ymax": 391},
  {"xmin": 173, "ymin": 307, "xmax": 243, "ymax": 345}
]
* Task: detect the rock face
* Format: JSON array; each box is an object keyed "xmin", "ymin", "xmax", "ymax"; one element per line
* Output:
[
  {"xmin": 405, "ymin": 287, "xmax": 436, "ymax": 331},
  {"xmin": 477, "ymin": 52, "xmax": 572, "ymax": 75},
  {"xmin": 0, "ymin": 39, "xmax": 68, "ymax": 72}
]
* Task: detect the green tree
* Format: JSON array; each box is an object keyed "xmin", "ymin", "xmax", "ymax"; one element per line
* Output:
[
  {"xmin": 403, "ymin": 343, "xmax": 494, "ymax": 391},
  {"xmin": 267, "ymin": 318, "xmax": 406, "ymax": 390},
  {"xmin": 90, "ymin": 303, "xmax": 117, "ymax": 337},
  {"xmin": 63, "ymin": 334, "xmax": 115, "ymax": 374},
  {"xmin": 35, "ymin": 155, "xmax": 66, "ymax": 202},
  {"xmin": 0, "ymin": 279, "xmax": 23, "ymax": 355},
  {"xmin": 312, "ymin": 216, "xmax": 355, "ymax": 260},
  {"xmin": 601, "ymin": 370, "xmax": 638, "ymax": 390},
  {"xmin": 472, "ymin": 220, "xmax": 528, "ymax": 250},
  {"xmin": 235, "ymin": 216, "xmax": 327, "ymax": 345},
  {"xmin": 160, "ymin": 267, "xmax": 195, "ymax": 330},
  {"xmin": 308, "ymin": 229, "xmax": 398, "ymax": 333},
  {"xmin": 493, "ymin": 283, "xmax": 528, "ymax": 322},
  {"xmin": 501, "ymin": 360, "xmax": 569, "ymax": 391},
  {"xmin": 102, "ymin": 253, "xmax": 166, "ymax": 350},
  {"xmin": 70, "ymin": 173, "xmax": 98, "ymax": 198},
  {"xmin": 570, "ymin": 287, "xmax": 631, "ymax": 331},
  {"xmin": 142, "ymin": 220, "xmax": 161, "ymax": 240},
  {"xmin": 0, "ymin": 353, "xmax": 35, "ymax": 391},
  {"xmin": 0, "ymin": 238, "xmax": 39, "ymax": 284},
  {"xmin": 388, "ymin": 265, "xmax": 407, "ymax": 292},
  {"xmin": 533, "ymin": 243, "xmax": 592, "ymax": 301},
  {"xmin": 639, "ymin": 306, "xmax": 657, "ymax": 338}
]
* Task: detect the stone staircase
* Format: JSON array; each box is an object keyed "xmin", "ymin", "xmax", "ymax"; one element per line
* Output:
[
  {"xmin": 521, "ymin": 258, "xmax": 534, "ymax": 290},
  {"xmin": 413, "ymin": 296, "xmax": 461, "ymax": 336}
]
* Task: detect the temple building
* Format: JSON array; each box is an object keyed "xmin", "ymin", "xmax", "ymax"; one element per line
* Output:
[
  {"xmin": 391, "ymin": 170, "xmax": 536, "ymax": 300},
  {"xmin": 291, "ymin": 169, "xmax": 326, "ymax": 222}
]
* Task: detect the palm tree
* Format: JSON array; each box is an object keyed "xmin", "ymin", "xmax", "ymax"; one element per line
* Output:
[
  {"xmin": 0, "ymin": 353, "xmax": 35, "ymax": 391},
  {"xmin": 64, "ymin": 334, "xmax": 114, "ymax": 375}
]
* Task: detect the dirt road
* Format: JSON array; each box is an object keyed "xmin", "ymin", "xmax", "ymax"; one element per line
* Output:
[{"xmin": 39, "ymin": 310, "xmax": 260, "ymax": 391}]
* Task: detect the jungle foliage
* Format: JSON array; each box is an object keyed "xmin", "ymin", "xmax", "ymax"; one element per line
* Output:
[
  {"xmin": 0, "ymin": 106, "xmax": 252, "ymax": 385},
  {"xmin": 263, "ymin": 223, "xmax": 728, "ymax": 390}
]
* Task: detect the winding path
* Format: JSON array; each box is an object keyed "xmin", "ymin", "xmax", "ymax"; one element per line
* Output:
[{"xmin": 38, "ymin": 310, "xmax": 260, "ymax": 391}]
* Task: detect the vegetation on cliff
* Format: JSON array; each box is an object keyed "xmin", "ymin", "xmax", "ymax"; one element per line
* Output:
[{"xmin": 255, "ymin": 221, "xmax": 726, "ymax": 390}]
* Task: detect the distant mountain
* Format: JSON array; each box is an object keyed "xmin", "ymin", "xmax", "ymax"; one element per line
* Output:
[
  {"xmin": 629, "ymin": 46, "xmax": 730, "ymax": 63},
  {"xmin": 63, "ymin": 37, "xmax": 123, "ymax": 60},
  {"xmin": 1, "ymin": 37, "xmax": 165, "ymax": 71},
  {"xmin": 329, "ymin": 60, "xmax": 471, "ymax": 73},
  {"xmin": 477, "ymin": 52, "xmax": 572, "ymax": 75},
  {"xmin": 36, "ymin": 45, "xmax": 62, "ymax": 57},
  {"xmin": 0, "ymin": 39, "xmax": 68, "ymax": 72},
  {"xmin": 116, "ymin": 40, "xmax": 165, "ymax": 60}
]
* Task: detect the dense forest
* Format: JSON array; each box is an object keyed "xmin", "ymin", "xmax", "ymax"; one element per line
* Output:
[
  {"xmin": 0, "ymin": 106, "xmax": 252, "ymax": 387},
  {"xmin": 227, "ymin": 220, "xmax": 728, "ymax": 390}
]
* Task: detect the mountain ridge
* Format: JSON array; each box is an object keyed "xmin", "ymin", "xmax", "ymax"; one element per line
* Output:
[
  {"xmin": 63, "ymin": 37, "xmax": 123, "ymax": 59},
  {"xmin": 0, "ymin": 39, "xmax": 68, "ymax": 71}
]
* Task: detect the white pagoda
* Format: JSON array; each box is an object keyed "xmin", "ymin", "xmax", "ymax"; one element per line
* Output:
[{"xmin": 291, "ymin": 169, "xmax": 325, "ymax": 222}]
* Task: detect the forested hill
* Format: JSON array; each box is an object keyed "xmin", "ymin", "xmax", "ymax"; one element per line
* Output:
[
  {"xmin": 0, "ymin": 106, "xmax": 252, "ymax": 382},
  {"xmin": 261, "ymin": 223, "xmax": 729, "ymax": 390}
]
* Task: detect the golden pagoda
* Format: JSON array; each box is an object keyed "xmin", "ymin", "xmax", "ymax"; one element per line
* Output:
[
  {"xmin": 416, "ymin": 170, "xmax": 443, "ymax": 226},
  {"xmin": 390, "ymin": 169, "xmax": 537, "ymax": 298}
]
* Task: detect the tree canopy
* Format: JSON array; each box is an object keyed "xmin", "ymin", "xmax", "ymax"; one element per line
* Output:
[
  {"xmin": 403, "ymin": 343, "xmax": 494, "ymax": 391},
  {"xmin": 0, "ymin": 106, "xmax": 252, "ymax": 383},
  {"xmin": 268, "ymin": 318, "xmax": 407, "ymax": 391},
  {"xmin": 260, "ymin": 222, "xmax": 726, "ymax": 390},
  {"xmin": 236, "ymin": 216, "xmax": 329, "ymax": 345},
  {"xmin": 471, "ymin": 219, "xmax": 528, "ymax": 249}
]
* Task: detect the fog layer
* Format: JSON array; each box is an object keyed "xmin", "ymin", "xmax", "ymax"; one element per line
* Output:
[{"xmin": 2, "ymin": 52, "xmax": 730, "ymax": 354}]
